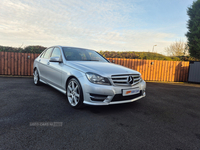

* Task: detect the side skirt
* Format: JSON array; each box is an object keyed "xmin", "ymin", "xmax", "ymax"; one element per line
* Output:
[{"xmin": 40, "ymin": 79, "xmax": 66, "ymax": 95}]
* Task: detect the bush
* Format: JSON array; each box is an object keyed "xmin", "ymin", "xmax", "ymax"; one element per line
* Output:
[
  {"xmin": 0, "ymin": 45, "xmax": 47, "ymax": 54},
  {"xmin": 24, "ymin": 46, "xmax": 46, "ymax": 54},
  {"xmin": 177, "ymin": 56, "xmax": 200, "ymax": 61},
  {"xmin": 99, "ymin": 51, "xmax": 183, "ymax": 61},
  {"xmin": 1, "ymin": 45, "xmax": 199, "ymax": 61}
]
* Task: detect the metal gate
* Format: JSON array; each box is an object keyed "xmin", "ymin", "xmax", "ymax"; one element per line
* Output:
[{"xmin": 188, "ymin": 61, "xmax": 200, "ymax": 83}]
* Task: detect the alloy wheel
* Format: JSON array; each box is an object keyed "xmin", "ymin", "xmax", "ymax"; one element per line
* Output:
[
  {"xmin": 67, "ymin": 80, "xmax": 80, "ymax": 106},
  {"xmin": 34, "ymin": 70, "xmax": 39, "ymax": 84}
]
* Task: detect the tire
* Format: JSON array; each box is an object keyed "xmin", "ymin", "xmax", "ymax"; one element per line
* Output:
[
  {"xmin": 66, "ymin": 78, "xmax": 84, "ymax": 108},
  {"xmin": 33, "ymin": 69, "xmax": 41, "ymax": 85}
]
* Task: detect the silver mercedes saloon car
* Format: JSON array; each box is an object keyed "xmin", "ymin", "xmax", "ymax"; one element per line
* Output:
[{"xmin": 33, "ymin": 46, "xmax": 146, "ymax": 108}]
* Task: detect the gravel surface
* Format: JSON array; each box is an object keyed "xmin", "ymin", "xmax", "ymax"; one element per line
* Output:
[{"xmin": 0, "ymin": 77, "xmax": 200, "ymax": 150}]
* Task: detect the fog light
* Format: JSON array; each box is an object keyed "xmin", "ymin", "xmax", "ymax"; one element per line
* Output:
[{"xmin": 142, "ymin": 89, "xmax": 146, "ymax": 96}]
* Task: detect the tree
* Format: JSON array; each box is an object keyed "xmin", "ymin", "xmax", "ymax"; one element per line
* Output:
[
  {"xmin": 165, "ymin": 40, "xmax": 189, "ymax": 56},
  {"xmin": 186, "ymin": 0, "xmax": 200, "ymax": 59}
]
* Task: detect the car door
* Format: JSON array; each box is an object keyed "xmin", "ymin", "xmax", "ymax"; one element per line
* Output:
[
  {"xmin": 47, "ymin": 47, "xmax": 63, "ymax": 89},
  {"xmin": 37, "ymin": 47, "xmax": 54, "ymax": 82}
]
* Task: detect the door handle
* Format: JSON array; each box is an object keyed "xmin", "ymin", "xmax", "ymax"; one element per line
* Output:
[
  {"xmin": 39, "ymin": 59, "xmax": 41, "ymax": 62},
  {"xmin": 47, "ymin": 62, "xmax": 50, "ymax": 65}
]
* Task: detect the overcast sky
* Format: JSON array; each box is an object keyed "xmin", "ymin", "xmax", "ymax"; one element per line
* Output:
[{"xmin": 0, "ymin": 0, "xmax": 193, "ymax": 54}]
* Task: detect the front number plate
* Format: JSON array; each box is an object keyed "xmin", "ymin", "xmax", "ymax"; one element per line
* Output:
[{"xmin": 122, "ymin": 88, "xmax": 140, "ymax": 96}]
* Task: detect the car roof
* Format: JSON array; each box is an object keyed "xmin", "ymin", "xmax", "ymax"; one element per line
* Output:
[{"xmin": 52, "ymin": 45, "xmax": 95, "ymax": 51}]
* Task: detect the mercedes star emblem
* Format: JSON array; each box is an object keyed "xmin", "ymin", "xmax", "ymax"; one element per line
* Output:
[{"xmin": 128, "ymin": 76, "xmax": 134, "ymax": 84}]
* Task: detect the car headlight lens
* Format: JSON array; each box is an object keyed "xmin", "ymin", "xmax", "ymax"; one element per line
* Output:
[{"xmin": 86, "ymin": 72, "xmax": 111, "ymax": 85}]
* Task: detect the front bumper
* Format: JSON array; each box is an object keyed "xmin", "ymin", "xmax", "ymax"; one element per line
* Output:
[{"xmin": 78, "ymin": 76, "xmax": 146, "ymax": 106}]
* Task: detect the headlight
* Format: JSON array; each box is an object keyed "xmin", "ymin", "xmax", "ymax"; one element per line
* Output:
[{"xmin": 86, "ymin": 72, "xmax": 111, "ymax": 85}]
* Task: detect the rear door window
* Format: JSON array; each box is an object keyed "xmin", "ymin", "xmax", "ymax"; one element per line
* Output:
[{"xmin": 40, "ymin": 51, "xmax": 46, "ymax": 58}]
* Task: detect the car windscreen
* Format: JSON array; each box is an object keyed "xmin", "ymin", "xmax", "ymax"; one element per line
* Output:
[{"xmin": 62, "ymin": 47, "xmax": 108, "ymax": 62}]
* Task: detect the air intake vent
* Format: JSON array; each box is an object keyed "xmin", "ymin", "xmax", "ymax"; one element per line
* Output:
[{"xmin": 89, "ymin": 93, "xmax": 108, "ymax": 101}]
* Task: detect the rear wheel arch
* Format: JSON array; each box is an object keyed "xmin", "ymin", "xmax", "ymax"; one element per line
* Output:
[{"xmin": 33, "ymin": 67, "xmax": 37, "ymax": 72}]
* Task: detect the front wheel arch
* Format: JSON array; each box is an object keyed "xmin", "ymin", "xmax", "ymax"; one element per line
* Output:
[
  {"xmin": 65, "ymin": 76, "xmax": 82, "ymax": 90},
  {"xmin": 66, "ymin": 77, "xmax": 84, "ymax": 108}
]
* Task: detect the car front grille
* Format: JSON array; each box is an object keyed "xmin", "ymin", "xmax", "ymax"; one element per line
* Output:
[{"xmin": 111, "ymin": 74, "xmax": 141, "ymax": 86}]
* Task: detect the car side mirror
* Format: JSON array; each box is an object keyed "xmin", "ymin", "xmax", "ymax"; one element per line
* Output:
[{"xmin": 49, "ymin": 57, "xmax": 62, "ymax": 63}]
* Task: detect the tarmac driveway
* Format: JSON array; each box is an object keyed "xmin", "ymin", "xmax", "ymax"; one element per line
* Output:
[{"xmin": 0, "ymin": 77, "xmax": 200, "ymax": 150}]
